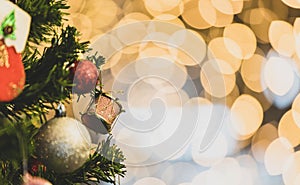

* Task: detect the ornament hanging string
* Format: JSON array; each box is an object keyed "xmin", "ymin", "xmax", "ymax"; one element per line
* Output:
[
  {"xmin": 98, "ymin": 53, "xmax": 103, "ymax": 94},
  {"xmin": 98, "ymin": 61, "xmax": 103, "ymax": 93}
]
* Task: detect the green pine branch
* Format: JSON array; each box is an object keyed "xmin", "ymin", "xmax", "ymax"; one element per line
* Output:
[
  {"xmin": 0, "ymin": 0, "xmax": 87, "ymax": 122},
  {"xmin": 17, "ymin": 0, "xmax": 69, "ymax": 46},
  {"xmin": 0, "ymin": 117, "xmax": 38, "ymax": 185},
  {"xmin": 0, "ymin": 26, "xmax": 88, "ymax": 121}
]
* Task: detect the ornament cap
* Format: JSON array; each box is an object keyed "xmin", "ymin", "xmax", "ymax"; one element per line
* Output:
[{"xmin": 55, "ymin": 103, "xmax": 66, "ymax": 117}]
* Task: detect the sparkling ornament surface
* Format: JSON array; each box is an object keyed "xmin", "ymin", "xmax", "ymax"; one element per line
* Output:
[
  {"xmin": 73, "ymin": 60, "xmax": 99, "ymax": 94},
  {"xmin": 35, "ymin": 117, "xmax": 92, "ymax": 173}
]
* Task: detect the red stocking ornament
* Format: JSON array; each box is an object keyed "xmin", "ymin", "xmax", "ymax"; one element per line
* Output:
[
  {"xmin": 0, "ymin": 1, "xmax": 31, "ymax": 102},
  {"xmin": 0, "ymin": 40, "xmax": 25, "ymax": 101}
]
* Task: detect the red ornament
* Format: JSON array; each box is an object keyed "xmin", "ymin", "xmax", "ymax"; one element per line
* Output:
[
  {"xmin": 0, "ymin": 40, "xmax": 25, "ymax": 102},
  {"xmin": 73, "ymin": 60, "xmax": 99, "ymax": 94},
  {"xmin": 29, "ymin": 158, "xmax": 47, "ymax": 174}
]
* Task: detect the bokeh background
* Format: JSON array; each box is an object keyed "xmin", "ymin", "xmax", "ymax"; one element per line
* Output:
[{"xmin": 65, "ymin": 0, "xmax": 300, "ymax": 184}]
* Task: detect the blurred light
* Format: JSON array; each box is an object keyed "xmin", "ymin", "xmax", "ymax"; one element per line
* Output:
[
  {"xmin": 204, "ymin": 85, "xmax": 240, "ymax": 107},
  {"xmin": 116, "ymin": 21, "xmax": 148, "ymax": 46},
  {"xmin": 264, "ymin": 56, "xmax": 295, "ymax": 96},
  {"xmin": 295, "ymin": 18, "xmax": 300, "ymax": 61},
  {"xmin": 122, "ymin": 0, "xmax": 150, "ymax": 16},
  {"xmin": 224, "ymin": 23, "xmax": 257, "ymax": 59},
  {"xmin": 111, "ymin": 53, "xmax": 139, "ymax": 81},
  {"xmin": 207, "ymin": 37, "xmax": 241, "ymax": 74},
  {"xmin": 153, "ymin": 17, "xmax": 185, "ymax": 27},
  {"xmin": 207, "ymin": 27, "xmax": 224, "ymax": 42},
  {"xmin": 242, "ymin": 87, "xmax": 273, "ymax": 112},
  {"xmin": 83, "ymin": 0, "xmax": 120, "ymax": 30},
  {"xmin": 251, "ymin": 123, "xmax": 278, "ymax": 157},
  {"xmin": 198, "ymin": 0, "xmax": 233, "ymax": 27},
  {"xmin": 192, "ymin": 133, "xmax": 227, "ymax": 167},
  {"xmin": 182, "ymin": 0, "xmax": 211, "ymax": 29},
  {"xmin": 103, "ymin": 51, "xmax": 122, "ymax": 70},
  {"xmin": 292, "ymin": 93, "xmax": 300, "ymax": 127},
  {"xmin": 209, "ymin": 158, "xmax": 242, "ymax": 185},
  {"xmin": 282, "ymin": 151, "xmax": 300, "ymax": 185},
  {"xmin": 278, "ymin": 110, "xmax": 300, "ymax": 147},
  {"xmin": 174, "ymin": 49, "xmax": 199, "ymax": 66},
  {"xmin": 184, "ymin": 97, "xmax": 213, "ymax": 145},
  {"xmin": 122, "ymin": 12, "xmax": 151, "ymax": 22},
  {"xmin": 200, "ymin": 60, "xmax": 236, "ymax": 98},
  {"xmin": 134, "ymin": 177, "xmax": 166, "ymax": 185},
  {"xmin": 264, "ymin": 137, "xmax": 294, "ymax": 175},
  {"xmin": 168, "ymin": 29, "xmax": 207, "ymax": 66},
  {"xmin": 281, "ymin": 0, "xmax": 300, "ymax": 8},
  {"xmin": 239, "ymin": 8, "xmax": 277, "ymax": 44},
  {"xmin": 138, "ymin": 43, "xmax": 172, "ymax": 59},
  {"xmin": 66, "ymin": 13, "xmax": 93, "ymax": 41},
  {"xmin": 116, "ymin": 138, "xmax": 153, "ymax": 164},
  {"xmin": 161, "ymin": 162, "xmax": 199, "ymax": 184},
  {"xmin": 121, "ymin": 43, "xmax": 141, "ymax": 55},
  {"xmin": 229, "ymin": 94, "xmax": 263, "ymax": 140},
  {"xmin": 226, "ymin": 133, "xmax": 252, "ymax": 155},
  {"xmin": 144, "ymin": 0, "xmax": 181, "ymax": 12},
  {"xmin": 65, "ymin": 0, "xmax": 86, "ymax": 14},
  {"xmin": 253, "ymin": 123, "xmax": 278, "ymax": 140},
  {"xmin": 258, "ymin": 0, "xmax": 289, "ymax": 20},
  {"xmin": 192, "ymin": 171, "xmax": 210, "ymax": 185},
  {"xmin": 236, "ymin": 154, "xmax": 259, "ymax": 180},
  {"xmin": 69, "ymin": 0, "xmax": 300, "ymax": 183},
  {"xmin": 143, "ymin": 0, "xmax": 183, "ymax": 18},
  {"xmin": 269, "ymin": 20, "xmax": 295, "ymax": 57},
  {"xmin": 251, "ymin": 140, "xmax": 271, "ymax": 164},
  {"xmin": 211, "ymin": 0, "xmax": 243, "ymax": 15},
  {"xmin": 134, "ymin": 57, "xmax": 187, "ymax": 91},
  {"xmin": 241, "ymin": 54, "xmax": 267, "ymax": 93}
]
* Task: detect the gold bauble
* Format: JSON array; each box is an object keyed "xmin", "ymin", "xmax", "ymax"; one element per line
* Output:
[{"xmin": 35, "ymin": 117, "xmax": 91, "ymax": 173}]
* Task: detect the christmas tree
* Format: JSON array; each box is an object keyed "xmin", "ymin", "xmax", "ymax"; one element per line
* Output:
[{"xmin": 0, "ymin": 0, "xmax": 126, "ymax": 184}]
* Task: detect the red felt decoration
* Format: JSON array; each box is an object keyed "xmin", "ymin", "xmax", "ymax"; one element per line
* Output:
[{"xmin": 0, "ymin": 41, "xmax": 25, "ymax": 102}]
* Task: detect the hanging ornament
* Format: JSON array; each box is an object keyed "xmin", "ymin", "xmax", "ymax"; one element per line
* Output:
[
  {"xmin": 81, "ymin": 91, "xmax": 122, "ymax": 134},
  {"xmin": 28, "ymin": 157, "xmax": 47, "ymax": 174},
  {"xmin": 0, "ymin": 1, "xmax": 31, "ymax": 102},
  {"xmin": 34, "ymin": 103, "xmax": 92, "ymax": 173},
  {"xmin": 0, "ymin": 40, "xmax": 25, "ymax": 102},
  {"xmin": 72, "ymin": 60, "xmax": 99, "ymax": 94}
]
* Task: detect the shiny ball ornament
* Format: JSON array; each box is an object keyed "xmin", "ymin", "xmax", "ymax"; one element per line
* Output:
[
  {"xmin": 72, "ymin": 60, "xmax": 99, "ymax": 94},
  {"xmin": 0, "ymin": 43, "xmax": 25, "ymax": 102},
  {"xmin": 35, "ymin": 116, "xmax": 92, "ymax": 173}
]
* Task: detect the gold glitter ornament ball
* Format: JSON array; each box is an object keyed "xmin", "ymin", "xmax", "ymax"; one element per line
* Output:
[{"xmin": 35, "ymin": 116, "xmax": 92, "ymax": 173}]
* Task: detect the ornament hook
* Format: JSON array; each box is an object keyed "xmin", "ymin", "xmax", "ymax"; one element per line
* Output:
[{"xmin": 55, "ymin": 102, "xmax": 66, "ymax": 117}]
